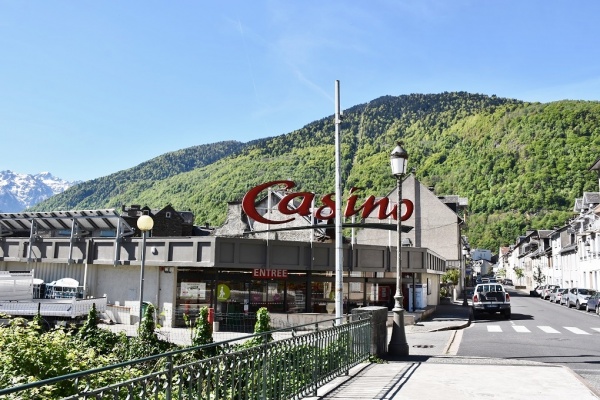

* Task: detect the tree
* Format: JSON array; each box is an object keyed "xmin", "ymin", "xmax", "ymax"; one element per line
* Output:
[
  {"xmin": 513, "ymin": 267, "xmax": 525, "ymax": 285},
  {"xmin": 191, "ymin": 306, "xmax": 213, "ymax": 348},
  {"xmin": 441, "ymin": 268, "xmax": 460, "ymax": 285},
  {"xmin": 244, "ymin": 307, "xmax": 273, "ymax": 348},
  {"xmin": 533, "ymin": 266, "xmax": 546, "ymax": 286}
]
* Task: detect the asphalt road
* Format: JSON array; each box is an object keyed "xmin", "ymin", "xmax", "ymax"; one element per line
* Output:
[{"xmin": 457, "ymin": 289, "xmax": 600, "ymax": 393}]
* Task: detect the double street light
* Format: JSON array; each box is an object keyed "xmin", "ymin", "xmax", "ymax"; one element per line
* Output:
[
  {"xmin": 137, "ymin": 214, "xmax": 154, "ymax": 323},
  {"xmin": 388, "ymin": 142, "xmax": 409, "ymax": 357}
]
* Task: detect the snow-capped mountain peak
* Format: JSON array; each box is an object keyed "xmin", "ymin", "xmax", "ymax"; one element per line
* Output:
[{"xmin": 0, "ymin": 170, "xmax": 79, "ymax": 213}]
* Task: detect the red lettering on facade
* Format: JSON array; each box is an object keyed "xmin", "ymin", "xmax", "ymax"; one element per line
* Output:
[
  {"xmin": 345, "ymin": 187, "xmax": 396, "ymax": 219},
  {"xmin": 252, "ymin": 269, "xmax": 289, "ymax": 279},
  {"xmin": 315, "ymin": 193, "xmax": 336, "ymax": 220},
  {"xmin": 242, "ymin": 180, "xmax": 415, "ymax": 225},
  {"xmin": 242, "ymin": 181, "xmax": 296, "ymax": 224},
  {"xmin": 278, "ymin": 192, "xmax": 314, "ymax": 216}
]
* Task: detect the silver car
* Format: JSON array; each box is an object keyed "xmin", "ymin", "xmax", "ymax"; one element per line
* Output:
[
  {"xmin": 567, "ymin": 288, "xmax": 595, "ymax": 310},
  {"xmin": 560, "ymin": 290, "xmax": 570, "ymax": 306},
  {"xmin": 542, "ymin": 284, "xmax": 559, "ymax": 300},
  {"xmin": 549, "ymin": 287, "xmax": 566, "ymax": 303}
]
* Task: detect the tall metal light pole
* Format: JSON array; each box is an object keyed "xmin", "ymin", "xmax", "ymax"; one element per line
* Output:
[
  {"xmin": 388, "ymin": 142, "xmax": 409, "ymax": 356},
  {"xmin": 462, "ymin": 247, "xmax": 469, "ymax": 306},
  {"xmin": 334, "ymin": 80, "xmax": 343, "ymax": 325},
  {"xmin": 137, "ymin": 214, "xmax": 154, "ymax": 323}
]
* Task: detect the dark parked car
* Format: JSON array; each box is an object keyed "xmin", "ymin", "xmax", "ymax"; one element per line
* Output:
[
  {"xmin": 530, "ymin": 286, "xmax": 542, "ymax": 297},
  {"xmin": 586, "ymin": 292, "xmax": 600, "ymax": 313}
]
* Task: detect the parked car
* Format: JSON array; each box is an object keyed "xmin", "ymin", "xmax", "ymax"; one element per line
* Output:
[
  {"xmin": 536, "ymin": 285, "xmax": 547, "ymax": 296},
  {"xmin": 548, "ymin": 287, "xmax": 563, "ymax": 303},
  {"xmin": 552, "ymin": 288, "xmax": 569, "ymax": 304},
  {"xmin": 530, "ymin": 286, "xmax": 542, "ymax": 297},
  {"xmin": 542, "ymin": 284, "xmax": 559, "ymax": 300},
  {"xmin": 586, "ymin": 292, "xmax": 600, "ymax": 313},
  {"xmin": 560, "ymin": 290, "xmax": 570, "ymax": 306},
  {"xmin": 502, "ymin": 279, "xmax": 513, "ymax": 286},
  {"xmin": 536, "ymin": 284, "xmax": 548, "ymax": 297},
  {"xmin": 566, "ymin": 288, "xmax": 596, "ymax": 310}
]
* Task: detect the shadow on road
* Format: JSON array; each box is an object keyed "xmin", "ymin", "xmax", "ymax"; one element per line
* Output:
[{"xmin": 472, "ymin": 312, "xmax": 533, "ymax": 322}]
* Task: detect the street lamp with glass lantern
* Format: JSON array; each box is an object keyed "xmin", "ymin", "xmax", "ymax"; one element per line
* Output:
[
  {"xmin": 137, "ymin": 214, "xmax": 154, "ymax": 323},
  {"xmin": 388, "ymin": 142, "xmax": 409, "ymax": 356}
]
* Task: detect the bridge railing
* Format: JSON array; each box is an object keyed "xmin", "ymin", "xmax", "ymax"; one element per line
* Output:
[{"xmin": 0, "ymin": 314, "xmax": 372, "ymax": 400}]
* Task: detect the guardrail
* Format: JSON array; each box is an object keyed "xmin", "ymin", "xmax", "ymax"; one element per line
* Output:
[
  {"xmin": 0, "ymin": 314, "xmax": 372, "ymax": 399},
  {"xmin": 0, "ymin": 297, "xmax": 107, "ymax": 318}
]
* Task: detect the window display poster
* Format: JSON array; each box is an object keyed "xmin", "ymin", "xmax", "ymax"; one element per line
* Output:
[{"xmin": 180, "ymin": 282, "xmax": 206, "ymax": 299}]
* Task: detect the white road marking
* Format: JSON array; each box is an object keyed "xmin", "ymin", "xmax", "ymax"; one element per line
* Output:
[
  {"xmin": 564, "ymin": 327, "xmax": 590, "ymax": 335},
  {"xmin": 512, "ymin": 325, "xmax": 530, "ymax": 333},
  {"xmin": 487, "ymin": 325, "xmax": 502, "ymax": 332},
  {"xmin": 538, "ymin": 326, "xmax": 561, "ymax": 333},
  {"xmin": 590, "ymin": 328, "xmax": 600, "ymax": 333}
]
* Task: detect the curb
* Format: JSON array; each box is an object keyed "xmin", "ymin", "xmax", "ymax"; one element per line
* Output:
[{"xmin": 428, "ymin": 319, "xmax": 471, "ymax": 332}]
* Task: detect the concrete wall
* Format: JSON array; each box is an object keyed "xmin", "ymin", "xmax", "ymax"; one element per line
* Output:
[
  {"xmin": 352, "ymin": 306, "xmax": 388, "ymax": 356},
  {"xmin": 355, "ymin": 175, "xmax": 462, "ymax": 263}
]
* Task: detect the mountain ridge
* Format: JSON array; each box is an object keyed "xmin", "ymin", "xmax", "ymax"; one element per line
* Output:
[{"xmin": 27, "ymin": 92, "xmax": 600, "ymax": 251}]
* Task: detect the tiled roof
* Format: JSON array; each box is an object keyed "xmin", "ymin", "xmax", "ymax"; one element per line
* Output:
[
  {"xmin": 583, "ymin": 192, "xmax": 600, "ymax": 206},
  {"xmin": 589, "ymin": 156, "xmax": 600, "ymax": 171}
]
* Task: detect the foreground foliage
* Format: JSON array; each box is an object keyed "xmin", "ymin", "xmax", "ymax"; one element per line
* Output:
[{"xmin": 2, "ymin": 306, "xmax": 363, "ymax": 399}]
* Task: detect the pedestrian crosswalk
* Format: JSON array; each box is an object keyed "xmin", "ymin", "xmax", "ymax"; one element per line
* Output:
[{"xmin": 485, "ymin": 325, "xmax": 600, "ymax": 334}]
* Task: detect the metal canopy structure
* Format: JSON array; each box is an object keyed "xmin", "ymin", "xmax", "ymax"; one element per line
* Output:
[
  {"xmin": 0, "ymin": 209, "xmax": 135, "ymax": 265},
  {"xmin": 0, "ymin": 209, "xmax": 134, "ymax": 237}
]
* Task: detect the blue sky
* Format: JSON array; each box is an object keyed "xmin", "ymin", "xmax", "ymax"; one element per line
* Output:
[{"xmin": 2, "ymin": 1, "xmax": 600, "ymax": 182}]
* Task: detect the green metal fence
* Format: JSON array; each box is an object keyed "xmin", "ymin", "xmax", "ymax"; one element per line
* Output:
[{"xmin": 0, "ymin": 315, "xmax": 372, "ymax": 400}]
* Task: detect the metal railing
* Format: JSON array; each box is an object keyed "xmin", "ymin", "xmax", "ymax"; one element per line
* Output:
[{"xmin": 0, "ymin": 314, "xmax": 372, "ymax": 400}]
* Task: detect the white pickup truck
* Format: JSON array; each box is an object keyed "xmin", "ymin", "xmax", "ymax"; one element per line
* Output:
[{"xmin": 472, "ymin": 283, "xmax": 511, "ymax": 319}]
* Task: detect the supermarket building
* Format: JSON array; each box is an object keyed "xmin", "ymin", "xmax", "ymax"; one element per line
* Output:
[{"xmin": 0, "ymin": 175, "xmax": 466, "ymax": 328}]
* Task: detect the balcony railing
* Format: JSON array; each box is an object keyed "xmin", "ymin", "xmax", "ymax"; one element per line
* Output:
[{"xmin": 0, "ymin": 315, "xmax": 372, "ymax": 400}]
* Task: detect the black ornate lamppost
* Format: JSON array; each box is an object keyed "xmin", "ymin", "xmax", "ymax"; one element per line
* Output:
[{"xmin": 388, "ymin": 142, "xmax": 409, "ymax": 356}]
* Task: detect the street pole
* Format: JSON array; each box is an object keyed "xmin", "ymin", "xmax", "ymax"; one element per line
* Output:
[
  {"xmin": 139, "ymin": 229, "xmax": 147, "ymax": 322},
  {"xmin": 388, "ymin": 143, "xmax": 409, "ymax": 356},
  {"xmin": 334, "ymin": 80, "xmax": 343, "ymax": 325},
  {"xmin": 137, "ymin": 215, "xmax": 154, "ymax": 323},
  {"xmin": 462, "ymin": 249, "xmax": 469, "ymax": 306}
]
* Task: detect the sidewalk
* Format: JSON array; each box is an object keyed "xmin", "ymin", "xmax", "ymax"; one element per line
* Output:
[{"xmin": 302, "ymin": 301, "xmax": 600, "ymax": 400}]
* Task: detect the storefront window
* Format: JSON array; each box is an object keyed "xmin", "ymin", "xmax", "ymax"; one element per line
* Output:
[
  {"xmin": 345, "ymin": 280, "xmax": 365, "ymax": 311},
  {"xmin": 287, "ymin": 281, "xmax": 307, "ymax": 313},
  {"xmin": 246, "ymin": 280, "xmax": 287, "ymax": 313},
  {"xmin": 311, "ymin": 280, "xmax": 334, "ymax": 313},
  {"xmin": 176, "ymin": 279, "xmax": 214, "ymax": 326},
  {"xmin": 366, "ymin": 282, "xmax": 395, "ymax": 309},
  {"xmin": 216, "ymin": 280, "xmax": 247, "ymax": 314}
]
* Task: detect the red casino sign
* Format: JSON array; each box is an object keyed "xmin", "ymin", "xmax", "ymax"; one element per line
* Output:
[{"xmin": 242, "ymin": 180, "xmax": 414, "ymax": 225}]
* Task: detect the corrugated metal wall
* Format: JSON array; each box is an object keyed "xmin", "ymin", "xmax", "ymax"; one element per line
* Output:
[{"xmin": 1, "ymin": 261, "xmax": 85, "ymax": 286}]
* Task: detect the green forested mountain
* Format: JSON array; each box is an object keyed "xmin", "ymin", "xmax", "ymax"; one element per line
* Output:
[{"xmin": 30, "ymin": 92, "xmax": 600, "ymax": 251}]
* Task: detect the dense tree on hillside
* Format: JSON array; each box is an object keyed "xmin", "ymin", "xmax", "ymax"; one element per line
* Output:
[{"xmin": 29, "ymin": 93, "xmax": 600, "ymax": 251}]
